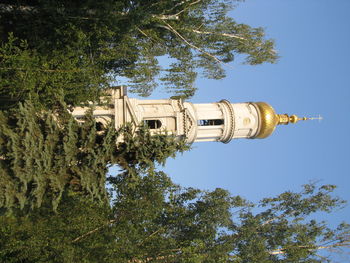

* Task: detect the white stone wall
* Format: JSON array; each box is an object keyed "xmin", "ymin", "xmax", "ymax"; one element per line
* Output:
[
  {"xmin": 70, "ymin": 87, "xmax": 262, "ymax": 144},
  {"xmin": 231, "ymin": 103, "xmax": 260, "ymax": 139}
]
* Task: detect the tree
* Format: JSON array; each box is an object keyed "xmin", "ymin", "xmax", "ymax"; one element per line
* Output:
[
  {"xmin": 0, "ymin": 34, "xmax": 109, "ymax": 110},
  {"xmin": 0, "ymin": 99, "xmax": 189, "ymax": 213},
  {"xmin": 1, "ymin": 170, "xmax": 348, "ymax": 263},
  {"xmin": 0, "ymin": 0, "xmax": 278, "ymax": 100},
  {"xmin": 0, "ymin": 193, "xmax": 116, "ymax": 263},
  {"xmin": 1, "ymin": 2, "xmax": 347, "ymax": 262},
  {"xmin": 108, "ymin": 178, "xmax": 350, "ymax": 263}
]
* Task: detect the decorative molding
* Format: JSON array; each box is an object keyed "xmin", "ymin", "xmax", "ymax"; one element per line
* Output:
[{"xmin": 219, "ymin": 100, "xmax": 235, "ymax": 143}]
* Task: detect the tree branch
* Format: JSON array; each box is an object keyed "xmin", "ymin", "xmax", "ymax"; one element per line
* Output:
[
  {"xmin": 71, "ymin": 219, "xmax": 117, "ymax": 243},
  {"xmin": 0, "ymin": 4, "xmax": 36, "ymax": 13},
  {"xmin": 190, "ymin": 29, "xmax": 277, "ymax": 54},
  {"xmin": 154, "ymin": 0, "xmax": 202, "ymax": 20},
  {"xmin": 136, "ymin": 27, "xmax": 150, "ymax": 38},
  {"xmin": 129, "ymin": 249, "xmax": 181, "ymax": 263},
  {"xmin": 261, "ymin": 214, "xmax": 285, "ymax": 226},
  {"xmin": 192, "ymin": 29, "xmax": 247, "ymax": 41},
  {"xmin": 161, "ymin": 22, "xmax": 224, "ymax": 65},
  {"xmin": 0, "ymin": 67, "xmax": 88, "ymax": 73},
  {"xmin": 138, "ymin": 228, "xmax": 164, "ymax": 246},
  {"xmin": 269, "ymin": 241, "xmax": 350, "ymax": 255}
]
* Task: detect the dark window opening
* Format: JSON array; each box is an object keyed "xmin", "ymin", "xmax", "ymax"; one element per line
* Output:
[
  {"xmin": 96, "ymin": 122, "xmax": 104, "ymax": 131},
  {"xmin": 198, "ymin": 119, "xmax": 224, "ymax": 126},
  {"xmin": 144, "ymin": 120, "xmax": 162, "ymax": 129}
]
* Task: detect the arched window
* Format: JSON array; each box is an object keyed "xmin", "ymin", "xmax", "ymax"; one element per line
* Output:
[
  {"xmin": 96, "ymin": 121, "xmax": 104, "ymax": 131},
  {"xmin": 198, "ymin": 119, "xmax": 224, "ymax": 126},
  {"xmin": 144, "ymin": 119, "xmax": 162, "ymax": 129}
]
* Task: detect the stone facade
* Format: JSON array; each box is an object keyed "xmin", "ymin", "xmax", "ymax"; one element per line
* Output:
[{"xmin": 71, "ymin": 86, "xmax": 307, "ymax": 143}]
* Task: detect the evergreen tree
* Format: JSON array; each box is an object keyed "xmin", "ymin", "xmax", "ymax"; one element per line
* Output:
[{"xmin": 0, "ymin": 99, "xmax": 189, "ymax": 213}]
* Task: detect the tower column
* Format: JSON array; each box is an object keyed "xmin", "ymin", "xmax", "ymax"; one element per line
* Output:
[
  {"xmin": 184, "ymin": 100, "xmax": 260, "ymax": 143},
  {"xmin": 69, "ymin": 87, "xmax": 315, "ymax": 144}
]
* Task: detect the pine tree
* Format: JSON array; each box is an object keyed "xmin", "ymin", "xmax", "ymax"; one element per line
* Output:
[{"xmin": 0, "ymin": 99, "xmax": 189, "ymax": 213}]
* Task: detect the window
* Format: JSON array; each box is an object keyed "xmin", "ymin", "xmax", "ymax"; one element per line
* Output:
[
  {"xmin": 198, "ymin": 119, "xmax": 224, "ymax": 126},
  {"xmin": 144, "ymin": 119, "xmax": 162, "ymax": 129},
  {"xmin": 96, "ymin": 121, "xmax": 104, "ymax": 131}
]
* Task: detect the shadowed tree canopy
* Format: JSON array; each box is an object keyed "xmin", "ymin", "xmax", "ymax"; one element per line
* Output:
[
  {"xmin": 0, "ymin": 98, "xmax": 189, "ymax": 213},
  {"xmin": 0, "ymin": 0, "xmax": 278, "ymax": 106},
  {"xmin": 0, "ymin": 176, "xmax": 349, "ymax": 262}
]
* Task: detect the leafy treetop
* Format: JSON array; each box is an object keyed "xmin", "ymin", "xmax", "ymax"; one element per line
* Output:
[{"xmin": 0, "ymin": 0, "xmax": 278, "ymax": 103}]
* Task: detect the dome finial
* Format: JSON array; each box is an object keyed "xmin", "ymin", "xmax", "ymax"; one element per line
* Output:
[
  {"xmin": 277, "ymin": 114, "xmax": 323, "ymax": 125},
  {"xmin": 253, "ymin": 102, "xmax": 322, "ymax": 139}
]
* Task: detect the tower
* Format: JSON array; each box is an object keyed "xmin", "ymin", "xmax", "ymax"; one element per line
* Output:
[{"xmin": 71, "ymin": 86, "xmax": 314, "ymax": 143}]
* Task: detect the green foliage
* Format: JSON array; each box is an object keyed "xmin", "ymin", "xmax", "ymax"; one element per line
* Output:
[
  {"xmin": 231, "ymin": 183, "xmax": 348, "ymax": 263},
  {"xmin": 117, "ymin": 124, "xmax": 190, "ymax": 172},
  {"xmin": 1, "ymin": 174, "xmax": 348, "ymax": 262},
  {"xmin": 107, "ymin": 179, "xmax": 349, "ymax": 263},
  {"xmin": 0, "ymin": 99, "xmax": 346, "ymax": 262},
  {"xmin": 0, "ymin": 99, "xmax": 189, "ymax": 213},
  {"xmin": 121, "ymin": 0, "xmax": 278, "ymax": 97},
  {"xmin": 0, "ymin": 2, "xmax": 347, "ymax": 262},
  {"xmin": 0, "ymin": 193, "xmax": 115, "ymax": 263},
  {"xmin": 0, "ymin": 0, "xmax": 278, "ymax": 99},
  {"xmin": 0, "ymin": 101, "xmax": 113, "ymax": 212},
  {"xmin": 0, "ymin": 34, "xmax": 109, "ymax": 109}
]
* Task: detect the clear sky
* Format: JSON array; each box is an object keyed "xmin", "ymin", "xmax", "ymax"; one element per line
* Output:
[
  {"xmin": 163, "ymin": 0, "xmax": 350, "ymax": 203},
  {"xmin": 114, "ymin": 0, "xmax": 350, "ymax": 259},
  {"xmin": 153, "ymin": 0, "xmax": 350, "ymax": 255}
]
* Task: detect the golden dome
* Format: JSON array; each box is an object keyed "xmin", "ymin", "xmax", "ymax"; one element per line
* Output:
[
  {"xmin": 253, "ymin": 102, "xmax": 279, "ymax": 139},
  {"xmin": 252, "ymin": 102, "xmax": 316, "ymax": 139}
]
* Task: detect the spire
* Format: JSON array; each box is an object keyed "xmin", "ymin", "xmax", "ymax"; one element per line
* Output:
[
  {"xmin": 277, "ymin": 114, "xmax": 322, "ymax": 125},
  {"xmin": 277, "ymin": 114, "xmax": 323, "ymax": 125},
  {"xmin": 253, "ymin": 102, "xmax": 321, "ymax": 139}
]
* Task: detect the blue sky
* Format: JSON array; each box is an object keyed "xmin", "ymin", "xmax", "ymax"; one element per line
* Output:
[
  {"xmin": 114, "ymin": 0, "xmax": 350, "ymax": 258},
  {"xmin": 163, "ymin": 0, "xmax": 350, "ymax": 205},
  {"xmin": 155, "ymin": 0, "xmax": 350, "ymax": 253}
]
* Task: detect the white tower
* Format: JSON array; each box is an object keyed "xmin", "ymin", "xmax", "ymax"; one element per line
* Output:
[{"xmin": 71, "ymin": 86, "xmax": 312, "ymax": 143}]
